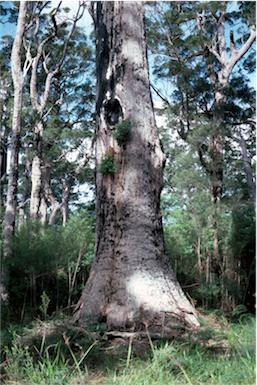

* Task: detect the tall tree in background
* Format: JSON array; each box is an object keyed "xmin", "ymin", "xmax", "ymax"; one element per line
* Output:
[
  {"xmin": 74, "ymin": 1, "xmax": 199, "ymax": 331},
  {"xmin": 0, "ymin": 34, "xmax": 12, "ymax": 216},
  {"xmin": 1, "ymin": 1, "xmax": 94, "ymax": 230},
  {"xmin": 26, "ymin": 2, "xmax": 86, "ymax": 221},
  {"xmin": 146, "ymin": 1, "xmax": 256, "ymax": 202},
  {"xmin": 3, "ymin": 1, "xmax": 28, "ymax": 256},
  {"xmin": 196, "ymin": 2, "xmax": 255, "ymax": 202}
]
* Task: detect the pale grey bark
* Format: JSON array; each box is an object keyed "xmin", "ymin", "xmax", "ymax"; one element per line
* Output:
[
  {"xmin": 39, "ymin": 197, "xmax": 48, "ymax": 226},
  {"xmin": 0, "ymin": 80, "xmax": 9, "ymax": 186},
  {"xmin": 28, "ymin": 2, "xmax": 85, "ymax": 221},
  {"xmin": 1, "ymin": 2, "xmax": 28, "ymax": 305},
  {"xmin": 239, "ymin": 134, "xmax": 256, "ymax": 204},
  {"xmin": 17, "ymin": 142, "xmax": 31, "ymax": 228},
  {"xmin": 30, "ymin": 121, "xmax": 43, "ymax": 220},
  {"xmin": 47, "ymin": 179, "xmax": 71, "ymax": 227},
  {"xmin": 3, "ymin": 2, "xmax": 28, "ymax": 255},
  {"xmin": 74, "ymin": 2, "xmax": 199, "ymax": 331},
  {"xmin": 0, "ymin": 98, "xmax": 8, "ymax": 215},
  {"xmin": 42, "ymin": 163, "xmax": 72, "ymax": 226},
  {"xmin": 28, "ymin": 7, "xmax": 60, "ymax": 221}
]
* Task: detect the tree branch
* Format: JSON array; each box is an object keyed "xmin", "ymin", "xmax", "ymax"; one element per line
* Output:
[
  {"xmin": 39, "ymin": 2, "xmax": 86, "ymax": 112},
  {"xmin": 227, "ymin": 27, "xmax": 256, "ymax": 74},
  {"xmin": 150, "ymin": 82, "xmax": 171, "ymax": 106}
]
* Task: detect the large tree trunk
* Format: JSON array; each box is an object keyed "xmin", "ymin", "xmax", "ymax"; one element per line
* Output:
[
  {"xmin": 74, "ymin": 2, "xmax": 199, "ymax": 331},
  {"xmin": 3, "ymin": 2, "xmax": 28, "ymax": 255}
]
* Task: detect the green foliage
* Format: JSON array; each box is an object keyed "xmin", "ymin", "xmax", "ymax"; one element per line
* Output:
[
  {"xmin": 160, "ymin": 134, "xmax": 255, "ymax": 312},
  {"xmin": 232, "ymin": 304, "xmax": 248, "ymax": 320},
  {"xmin": 4, "ymin": 341, "xmax": 69, "ymax": 385},
  {"xmin": 146, "ymin": 0, "xmax": 256, "ymax": 203},
  {"xmin": 99, "ymin": 154, "xmax": 115, "ymax": 174},
  {"xmin": 112, "ymin": 119, "xmax": 131, "ymax": 144},
  {"xmin": 162, "ymin": 186, "xmax": 255, "ymax": 311},
  {"xmin": 3, "ymin": 211, "xmax": 94, "ymax": 323},
  {"xmin": 1, "ymin": 1, "xmax": 96, "ymax": 214}
]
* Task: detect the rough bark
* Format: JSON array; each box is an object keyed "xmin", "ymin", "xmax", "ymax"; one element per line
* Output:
[
  {"xmin": 3, "ymin": 2, "xmax": 28, "ymax": 255},
  {"xmin": 73, "ymin": 2, "xmax": 199, "ymax": 331}
]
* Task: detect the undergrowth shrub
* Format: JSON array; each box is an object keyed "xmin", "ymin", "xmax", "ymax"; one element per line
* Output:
[{"xmin": 2, "ymin": 210, "xmax": 94, "ymax": 324}]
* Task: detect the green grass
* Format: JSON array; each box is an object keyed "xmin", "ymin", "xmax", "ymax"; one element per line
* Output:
[{"xmin": 1, "ymin": 313, "xmax": 255, "ymax": 385}]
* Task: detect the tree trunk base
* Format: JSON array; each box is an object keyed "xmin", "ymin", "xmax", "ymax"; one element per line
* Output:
[{"xmin": 74, "ymin": 296, "xmax": 200, "ymax": 332}]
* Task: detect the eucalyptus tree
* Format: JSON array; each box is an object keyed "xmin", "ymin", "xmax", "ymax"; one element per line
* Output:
[
  {"xmin": 3, "ymin": 1, "xmax": 29, "ymax": 256},
  {"xmin": 0, "ymin": 7, "xmax": 14, "ymax": 203},
  {"xmin": 146, "ymin": 1, "xmax": 256, "ymax": 202},
  {"xmin": 73, "ymin": 2, "xmax": 199, "ymax": 332},
  {"xmin": 0, "ymin": 35, "xmax": 12, "ymax": 216},
  {"xmin": 23, "ymin": 1, "xmax": 87, "ymax": 221},
  {"xmin": 27, "ymin": 17, "xmax": 95, "ymax": 225},
  {"xmin": 2, "ymin": 1, "xmax": 94, "ymax": 228},
  {"xmin": 239, "ymin": 128, "xmax": 256, "ymax": 204}
]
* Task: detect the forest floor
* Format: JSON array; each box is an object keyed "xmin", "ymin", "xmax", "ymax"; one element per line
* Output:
[{"xmin": 0, "ymin": 310, "xmax": 255, "ymax": 385}]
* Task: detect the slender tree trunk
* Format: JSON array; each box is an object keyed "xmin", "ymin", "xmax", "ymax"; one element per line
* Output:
[
  {"xmin": 43, "ymin": 165, "xmax": 72, "ymax": 226},
  {"xmin": 0, "ymin": 102, "xmax": 8, "ymax": 183},
  {"xmin": 74, "ymin": 2, "xmax": 199, "ymax": 331},
  {"xmin": 61, "ymin": 178, "xmax": 71, "ymax": 226},
  {"xmin": 240, "ymin": 135, "xmax": 256, "ymax": 203},
  {"xmin": 3, "ymin": 2, "xmax": 28, "ymax": 256},
  {"xmin": 0, "ymin": 127, "xmax": 8, "ymax": 216},
  {"xmin": 42, "ymin": 163, "xmax": 60, "ymax": 226},
  {"xmin": 62, "ymin": 203, "xmax": 69, "ymax": 227},
  {"xmin": 30, "ymin": 120, "xmax": 44, "ymax": 220},
  {"xmin": 39, "ymin": 198, "xmax": 48, "ymax": 226},
  {"xmin": 17, "ymin": 142, "xmax": 31, "ymax": 228},
  {"xmin": 196, "ymin": 233, "xmax": 202, "ymax": 273},
  {"xmin": 0, "ymin": 78, "xmax": 9, "ymax": 184}
]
